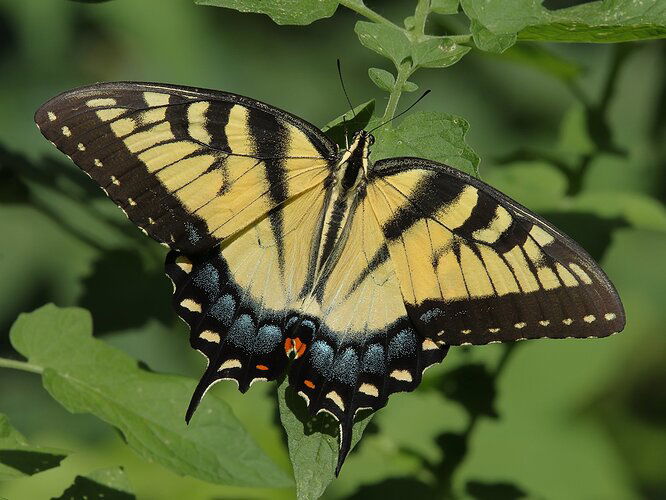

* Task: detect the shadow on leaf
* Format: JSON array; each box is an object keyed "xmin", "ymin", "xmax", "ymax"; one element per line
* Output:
[
  {"xmin": 0, "ymin": 449, "xmax": 66, "ymax": 476},
  {"xmin": 79, "ymin": 249, "xmax": 171, "ymax": 334},
  {"xmin": 53, "ymin": 475, "xmax": 135, "ymax": 500},
  {"xmin": 284, "ymin": 385, "xmax": 338, "ymax": 438},
  {"xmin": 466, "ymin": 479, "xmax": 528, "ymax": 500},
  {"xmin": 437, "ymin": 364, "xmax": 498, "ymax": 419},
  {"xmin": 346, "ymin": 477, "xmax": 435, "ymax": 500}
]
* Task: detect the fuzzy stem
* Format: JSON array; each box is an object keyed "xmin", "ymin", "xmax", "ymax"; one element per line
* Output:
[
  {"xmin": 413, "ymin": 0, "xmax": 430, "ymax": 39},
  {"xmin": 382, "ymin": 61, "xmax": 413, "ymax": 122}
]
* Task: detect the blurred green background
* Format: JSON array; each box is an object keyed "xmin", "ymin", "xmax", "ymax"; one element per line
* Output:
[{"xmin": 0, "ymin": 1, "xmax": 665, "ymax": 499}]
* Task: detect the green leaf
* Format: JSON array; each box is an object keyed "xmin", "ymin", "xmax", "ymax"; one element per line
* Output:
[
  {"xmin": 9, "ymin": 305, "xmax": 291, "ymax": 488},
  {"xmin": 431, "ymin": 0, "xmax": 459, "ymax": 15},
  {"xmin": 482, "ymin": 161, "xmax": 567, "ymax": 212},
  {"xmin": 322, "ymin": 100, "xmax": 375, "ymax": 149},
  {"xmin": 402, "ymin": 80, "xmax": 419, "ymax": 92},
  {"xmin": 499, "ymin": 43, "xmax": 581, "ymax": 81},
  {"xmin": 469, "ymin": 19, "xmax": 517, "ymax": 53},
  {"xmin": 412, "ymin": 37, "xmax": 471, "ymax": 68},
  {"xmin": 53, "ymin": 467, "xmax": 135, "ymax": 500},
  {"xmin": 194, "ymin": 0, "xmax": 339, "ymax": 25},
  {"xmin": 355, "ymin": 21, "xmax": 412, "ymax": 67},
  {"xmin": 569, "ymin": 191, "xmax": 666, "ymax": 233},
  {"xmin": 0, "ymin": 414, "xmax": 67, "ymax": 481},
  {"xmin": 368, "ymin": 68, "xmax": 395, "ymax": 92},
  {"xmin": 277, "ymin": 380, "xmax": 372, "ymax": 500},
  {"xmin": 461, "ymin": 0, "xmax": 666, "ymax": 43},
  {"xmin": 558, "ymin": 104, "xmax": 595, "ymax": 156},
  {"xmin": 370, "ymin": 112, "xmax": 480, "ymax": 175},
  {"xmin": 367, "ymin": 68, "xmax": 417, "ymax": 93}
]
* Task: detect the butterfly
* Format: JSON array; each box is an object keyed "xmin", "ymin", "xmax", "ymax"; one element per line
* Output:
[{"xmin": 35, "ymin": 82, "xmax": 625, "ymax": 474}]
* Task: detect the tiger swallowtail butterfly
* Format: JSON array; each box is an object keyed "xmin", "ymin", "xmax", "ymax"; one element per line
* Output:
[{"xmin": 35, "ymin": 82, "xmax": 625, "ymax": 474}]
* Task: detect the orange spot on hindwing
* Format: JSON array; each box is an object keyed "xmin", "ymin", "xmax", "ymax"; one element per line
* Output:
[
  {"xmin": 284, "ymin": 337, "xmax": 307, "ymax": 358},
  {"xmin": 256, "ymin": 364, "xmax": 269, "ymax": 371},
  {"xmin": 284, "ymin": 338, "xmax": 294, "ymax": 354},
  {"xmin": 304, "ymin": 379, "xmax": 315, "ymax": 389}
]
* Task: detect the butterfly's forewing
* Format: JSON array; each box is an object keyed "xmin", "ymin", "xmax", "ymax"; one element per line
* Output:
[
  {"xmin": 366, "ymin": 157, "xmax": 626, "ymax": 346},
  {"xmin": 34, "ymin": 82, "xmax": 336, "ymax": 253}
]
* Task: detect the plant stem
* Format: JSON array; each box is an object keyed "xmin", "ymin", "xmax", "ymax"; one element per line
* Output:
[
  {"xmin": 338, "ymin": 0, "xmax": 399, "ymax": 29},
  {"xmin": 413, "ymin": 0, "xmax": 430, "ymax": 40},
  {"xmin": 382, "ymin": 61, "xmax": 412, "ymax": 122},
  {"xmin": 0, "ymin": 357, "xmax": 44, "ymax": 374},
  {"xmin": 448, "ymin": 34, "xmax": 473, "ymax": 44}
]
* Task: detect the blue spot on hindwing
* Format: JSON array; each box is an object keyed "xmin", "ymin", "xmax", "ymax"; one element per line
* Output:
[
  {"xmin": 388, "ymin": 328, "xmax": 417, "ymax": 361},
  {"xmin": 331, "ymin": 347, "xmax": 359, "ymax": 385},
  {"xmin": 208, "ymin": 294, "xmax": 235, "ymax": 327},
  {"xmin": 310, "ymin": 340, "xmax": 334, "ymax": 377},
  {"xmin": 362, "ymin": 344, "xmax": 385, "ymax": 374},
  {"xmin": 193, "ymin": 263, "xmax": 219, "ymax": 300},
  {"xmin": 227, "ymin": 314, "xmax": 255, "ymax": 350},
  {"xmin": 254, "ymin": 324, "xmax": 283, "ymax": 354}
]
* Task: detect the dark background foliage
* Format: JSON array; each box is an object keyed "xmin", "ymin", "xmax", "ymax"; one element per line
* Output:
[{"xmin": 0, "ymin": 1, "xmax": 664, "ymax": 499}]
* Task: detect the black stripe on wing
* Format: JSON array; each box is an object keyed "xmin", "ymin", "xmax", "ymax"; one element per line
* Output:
[
  {"xmin": 35, "ymin": 82, "xmax": 338, "ymax": 253},
  {"xmin": 369, "ymin": 157, "xmax": 625, "ymax": 346}
]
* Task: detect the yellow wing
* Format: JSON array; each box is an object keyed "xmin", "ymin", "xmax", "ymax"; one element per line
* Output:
[
  {"xmin": 366, "ymin": 158, "xmax": 626, "ymax": 346},
  {"xmin": 35, "ymin": 82, "xmax": 336, "ymax": 253},
  {"xmin": 292, "ymin": 193, "xmax": 448, "ymax": 471}
]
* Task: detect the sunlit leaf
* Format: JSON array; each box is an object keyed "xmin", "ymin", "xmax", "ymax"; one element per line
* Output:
[
  {"xmin": 370, "ymin": 112, "xmax": 480, "ymax": 175},
  {"xmin": 195, "ymin": 0, "xmax": 339, "ymax": 25},
  {"xmin": 469, "ymin": 19, "xmax": 517, "ymax": 53},
  {"xmin": 412, "ymin": 37, "xmax": 471, "ymax": 68},
  {"xmin": 9, "ymin": 305, "xmax": 291, "ymax": 487},
  {"xmin": 461, "ymin": 0, "xmax": 666, "ymax": 43},
  {"xmin": 355, "ymin": 21, "xmax": 412, "ymax": 67}
]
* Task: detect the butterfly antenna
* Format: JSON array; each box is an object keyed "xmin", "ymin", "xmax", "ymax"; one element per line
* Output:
[
  {"xmin": 368, "ymin": 89, "xmax": 431, "ymax": 133},
  {"xmin": 342, "ymin": 115, "xmax": 350, "ymax": 150},
  {"xmin": 337, "ymin": 59, "xmax": 356, "ymax": 118}
]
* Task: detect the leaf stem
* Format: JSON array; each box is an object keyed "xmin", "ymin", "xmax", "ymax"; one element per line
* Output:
[
  {"xmin": 338, "ymin": 0, "xmax": 398, "ymax": 29},
  {"xmin": 382, "ymin": 61, "xmax": 413, "ymax": 122},
  {"xmin": 413, "ymin": 0, "xmax": 430, "ymax": 40},
  {"xmin": 0, "ymin": 357, "xmax": 44, "ymax": 374},
  {"xmin": 448, "ymin": 34, "xmax": 473, "ymax": 44}
]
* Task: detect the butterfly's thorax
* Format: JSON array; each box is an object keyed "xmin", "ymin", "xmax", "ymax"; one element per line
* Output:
[{"xmin": 311, "ymin": 132, "xmax": 372, "ymax": 292}]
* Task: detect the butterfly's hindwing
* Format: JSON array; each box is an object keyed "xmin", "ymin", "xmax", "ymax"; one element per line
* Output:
[
  {"xmin": 367, "ymin": 158, "xmax": 625, "ymax": 346},
  {"xmin": 34, "ymin": 82, "xmax": 336, "ymax": 252}
]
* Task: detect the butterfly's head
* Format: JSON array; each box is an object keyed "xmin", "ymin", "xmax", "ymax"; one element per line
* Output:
[
  {"xmin": 337, "ymin": 130, "xmax": 374, "ymax": 191},
  {"xmin": 352, "ymin": 129, "xmax": 374, "ymax": 146}
]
